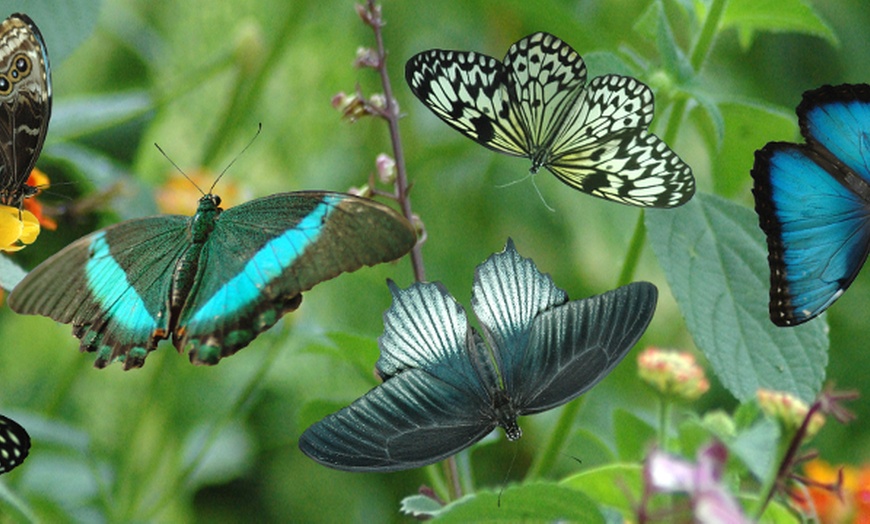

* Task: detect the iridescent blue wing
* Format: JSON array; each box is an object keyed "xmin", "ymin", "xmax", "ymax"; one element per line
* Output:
[
  {"xmin": 752, "ymin": 84, "xmax": 870, "ymax": 326},
  {"xmin": 299, "ymin": 280, "xmax": 499, "ymax": 472},
  {"xmin": 0, "ymin": 414, "xmax": 31, "ymax": 474}
]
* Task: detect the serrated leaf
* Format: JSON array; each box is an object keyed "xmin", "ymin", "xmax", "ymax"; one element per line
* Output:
[
  {"xmin": 431, "ymin": 483, "xmax": 604, "ymax": 523},
  {"xmin": 646, "ymin": 193, "xmax": 827, "ymax": 402},
  {"xmin": 722, "ymin": 0, "xmax": 837, "ymax": 49}
]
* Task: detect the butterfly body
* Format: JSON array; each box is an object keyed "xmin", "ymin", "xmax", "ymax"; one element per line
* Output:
[
  {"xmin": 752, "ymin": 83, "xmax": 870, "ymax": 326},
  {"xmin": 405, "ymin": 32, "xmax": 693, "ymax": 208},
  {"xmin": 0, "ymin": 13, "xmax": 51, "ymax": 208},
  {"xmin": 300, "ymin": 239, "xmax": 657, "ymax": 472},
  {"xmin": 10, "ymin": 191, "xmax": 416, "ymax": 369}
]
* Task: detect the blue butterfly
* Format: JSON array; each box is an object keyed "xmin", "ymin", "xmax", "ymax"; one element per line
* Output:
[
  {"xmin": 752, "ymin": 83, "xmax": 870, "ymax": 326},
  {"xmin": 299, "ymin": 239, "xmax": 657, "ymax": 472}
]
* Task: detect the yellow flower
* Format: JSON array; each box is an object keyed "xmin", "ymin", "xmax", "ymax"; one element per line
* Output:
[
  {"xmin": 757, "ymin": 389, "xmax": 825, "ymax": 437},
  {"xmin": 638, "ymin": 347, "xmax": 710, "ymax": 401},
  {"xmin": 0, "ymin": 204, "xmax": 40, "ymax": 252}
]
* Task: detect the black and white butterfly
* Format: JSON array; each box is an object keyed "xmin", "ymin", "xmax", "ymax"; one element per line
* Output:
[
  {"xmin": 405, "ymin": 32, "xmax": 694, "ymax": 208},
  {"xmin": 0, "ymin": 414, "xmax": 31, "ymax": 474},
  {"xmin": 299, "ymin": 239, "xmax": 657, "ymax": 472}
]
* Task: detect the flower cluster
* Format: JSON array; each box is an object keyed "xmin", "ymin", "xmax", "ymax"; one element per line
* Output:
[{"xmin": 638, "ymin": 347, "xmax": 710, "ymax": 400}]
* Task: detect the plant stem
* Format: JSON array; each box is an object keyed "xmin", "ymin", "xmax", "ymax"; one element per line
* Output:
[
  {"xmin": 690, "ymin": 0, "xmax": 730, "ymax": 72},
  {"xmin": 525, "ymin": 400, "xmax": 584, "ymax": 480},
  {"xmin": 366, "ymin": 0, "xmax": 425, "ymax": 283},
  {"xmin": 617, "ymin": 211, "xmax": 647, "ymax": 286}
]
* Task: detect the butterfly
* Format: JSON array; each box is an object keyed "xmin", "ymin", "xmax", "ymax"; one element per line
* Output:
[
  {"xmin": 299, "ymin": 239, "xmax": 657, "ymax": 472},
  {"xmin": 752, "ymin": 83, "xmax": 870, "ymax": 326},
  {"xmin": 404, "ymin": 32, "xmax": 694, "ymax": 208},
  {"xmin": 9, "ymin": 191, "xmax": 417, "ymax": 369},
  {"xmin": 0, "ymin": 414, "xmax": 30, "ymax": 474},
  {"xmin": 0, "ymin": 13, "xmax": 51, "ymax": 209}
]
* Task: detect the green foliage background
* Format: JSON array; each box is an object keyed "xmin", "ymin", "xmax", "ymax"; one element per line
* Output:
[{"xmin": 0, "ymin": 0, "xmax": 869, "ymax": 521}]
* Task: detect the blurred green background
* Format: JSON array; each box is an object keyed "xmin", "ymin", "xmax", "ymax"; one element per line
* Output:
[{"xmin": 1, "ymin": 0, "xmax": 869, "ymax": 521}]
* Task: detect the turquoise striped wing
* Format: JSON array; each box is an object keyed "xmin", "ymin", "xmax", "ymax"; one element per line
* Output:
[
  {"xmin": 8, "ymin": 214, "xmax": 191, "ymax": 368},
  {"xmin": 178, "ymin": 191, "xmax": 418, "ymax": 365}
]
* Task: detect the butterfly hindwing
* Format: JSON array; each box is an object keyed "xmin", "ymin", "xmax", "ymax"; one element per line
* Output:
[
  {"xmin": 9, "ymin": 215, "xmax": 191, "ymax": 367},
  {"xmin": 405, "ymin": 32, "xmax": 695, "ymax": 208},
  {"xmin": 179, "ymin": 192, "xmax": 418, "ymax": 364},
  {"xmin": 0, "ymin": 415, "xmax": 30, "ymax": 474},
  {"xmin": 752, "ymin": 84, "xmax": 870, "ymax": 325},
  {"xmin": 514, "ymin": 281, "xmax": 658, "ymax": 413},
  {"xmin": 0, "ymin": 13, "xmax": 51, "ymax": 207}
]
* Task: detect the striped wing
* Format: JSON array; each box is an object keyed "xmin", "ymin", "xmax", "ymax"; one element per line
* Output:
[
  {"xmin": 404, "ymin": 32, "xmax": 586, "ymax": 157},
  {"xmin": 8, "ymin": 215, "xmax": 190, "ymax": 368},
  {"xmin": 405, "ymin": 32, "xmax": 695, "ymax": 208},
  {"xmin": 178, "ymin": 192, "xmax": 417, "ymax": 365},
  {"xmin": 545, "ymin": 75, "xmax": 694, "ymax": 207}
]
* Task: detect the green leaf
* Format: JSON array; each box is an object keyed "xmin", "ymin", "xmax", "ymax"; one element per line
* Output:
[
  {"xmin": 427, "ymin": 483, "xmax": 604, "ymax": 523},
  {"xmin": 728, "ymin": 417, "xmax": 780, "ymax": 483},
  {"xmin": 646, "ymin": 193, "xmax": 827, "ymax": 402},
  {"xmin": 711, "ymin": 100, "xmax": 798, "ymax": 198},
  {"xmin": 0, "ymin": 255, "xmax": 27, "ymax": 292},
  {"xmin": 613, "ymin": 409, "xmax": 656, "ymax": 462},
  {"xmin": 722, "ymin": 0, "xmax": 838, "ymax": 49},
  {"xmin": 561, "ymin": 463, "xmax": 642, "ymax": 519},
  {"xmin": 400, "ymin": 494, "xmax": 445, "ymax": 519}
]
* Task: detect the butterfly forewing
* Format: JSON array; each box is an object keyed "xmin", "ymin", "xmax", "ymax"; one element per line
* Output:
[
  {"xmin": 514, "ymin": 282, "xmax": 658, "ymax": 413},
  {"xmin": 405, "ymin": 49, "xmax": 527, "ymax": 156},
  {"xmin": 502, "ymin": 32, "xmax": 587, "ymax": 155},
  {"xmin": 0, "ymin": 415, "xmax": 31, "ymax": 474},
  {"xmin": 299, "ymin": 368, "xmax": 496, "ymax": 472}
]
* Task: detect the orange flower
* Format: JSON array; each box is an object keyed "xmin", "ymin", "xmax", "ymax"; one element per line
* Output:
[
  {"xmin": 155, "ymin": 170, "xmax": 244, "ymax": 215},
  {"xmin": 0, "ymin": 204, "xmax": 40, "ymax": 251},
  {"xmin": 797, "ymin": 459, "xmax": 870, "ymax": 523},
  {"xmin": 20, "ymin": 168, "xmax": 56, "ymax": 230}
]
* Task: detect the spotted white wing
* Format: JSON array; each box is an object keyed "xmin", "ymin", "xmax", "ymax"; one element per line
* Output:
[
  {"xmin": 405, "ymin": 32, "xmax": 695, "ymax": 209},
  {"xmin": 0, "ymin": 415, "xmax": 30, "ymax": 474},
  {"xmin": 545, "ymin": 75, "xmax": 695, "ymax": 207}
]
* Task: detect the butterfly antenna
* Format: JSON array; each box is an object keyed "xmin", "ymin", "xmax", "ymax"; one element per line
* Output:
[
  {"xmin": 154, "ymin": 142, "xmax": 206, "ymax": 197},
  {"xmin": 497, "ymin": 443, "xmax": 520, "ymax": 508},
  {"xmin": 208, "ymin": 123, "xmax": 263, "ymax": 194},
  {"xmin": 494, "ymin": 172, "xmax": 554, "ymax": 212}
]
